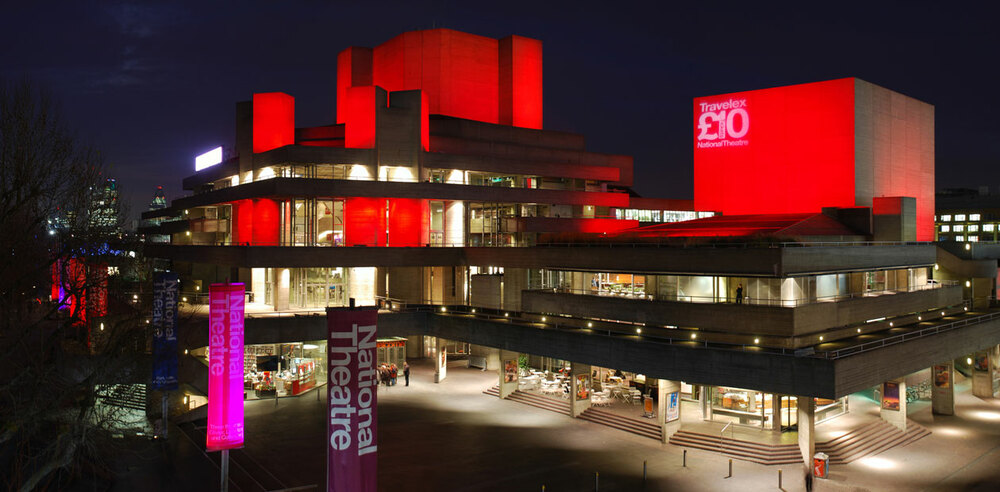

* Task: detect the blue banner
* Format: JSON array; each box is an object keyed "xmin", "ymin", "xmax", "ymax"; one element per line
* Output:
[{"xmin": 152, "ymin": 272, "xmax": 179, "ymax": 391}]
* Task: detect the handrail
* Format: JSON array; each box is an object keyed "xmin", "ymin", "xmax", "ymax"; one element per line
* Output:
[{"xmin": 720, "ymin": 422, "xmax": 734, "ymax": 455}]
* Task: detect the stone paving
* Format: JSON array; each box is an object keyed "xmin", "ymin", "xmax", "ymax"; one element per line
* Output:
[{"xmin": 112, "ymin": 358, "xmax": 1000, "ymax": 491}]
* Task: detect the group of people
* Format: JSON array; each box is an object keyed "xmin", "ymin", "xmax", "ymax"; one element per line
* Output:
[{"xmin": 378, "ymin": 362, "xmax": 410, "ymax": 387}]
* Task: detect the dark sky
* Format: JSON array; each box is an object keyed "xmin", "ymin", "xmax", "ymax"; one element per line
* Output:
[{"xmin": 3, "ymin": 1, "xmax": 999, "ymax": 221}]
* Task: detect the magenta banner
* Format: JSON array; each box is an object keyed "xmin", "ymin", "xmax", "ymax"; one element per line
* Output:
[
  {"xmin": 327, "ymin": 307, "xmax": 378, "ymax": 492},
  {"xmin": 207, "ymin": 283, "xmax": 245, "ymax": 452}
]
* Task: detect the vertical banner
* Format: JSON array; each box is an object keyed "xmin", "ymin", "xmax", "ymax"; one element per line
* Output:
[
  {"xmin": 327, "ymin": 307, "xmax": 378, "ymax": 492},
  {"xmin": 504, "ymin": 360, "xmax": 518, "ymax": 383},
  {"xmin": 207, "ymin": 283, "xmax": 246, "ymax": 452},
  {"xmin": 152, "ymin": 272, "xmax": 179, "ymax": 391},
  {"xmin": 881, "ymin": 381, "xmax": 900, "ymax": 411}
]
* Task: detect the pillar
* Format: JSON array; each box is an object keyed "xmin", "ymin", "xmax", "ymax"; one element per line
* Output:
[
  {"xmin": 879, "ymin": 379, "xmax": 907, "ymax": 432},
  {"xmin": 931, "ymin": 362, "xmax": 955, "ymax": 415},
  {"xmin": 771, "ymin": 394, "xmax": 783, "ymax": 432},
  {"xmin": 657, "ymin": 380, "xmax": 682, "ymax": 443},
  {"xmin": 570, "ymin": 362, "xmax": 592, "ymax": 417},
  {"xmin": 797, "ymin": 396, "xmax": 815, "ymax": 471},
  {"xmin": 700, "ymin": 385, "xmax": 712, "ymax": 420},
  {"xmin": 434, "ymin": 337, "xmax": 447, "ymax": 383},
  {"xmin": 498, "ymin": 350, "xmax": 519, "ymax": 398},
  {"xmin": 274, "ymin": 268, "xmax": 290, "ymax": 311},
  {"xmin": 972, "ymin": 349, "xmax": 995, "ymax": 398}
]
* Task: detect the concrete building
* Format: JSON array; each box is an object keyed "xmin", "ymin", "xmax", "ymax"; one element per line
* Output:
[{"xmin": 141, "ymin": 28, "xmax": 1000, "ymax": 479}]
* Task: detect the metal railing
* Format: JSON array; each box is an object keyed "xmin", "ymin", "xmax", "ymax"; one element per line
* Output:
[
  {"xmin": 720, "ymin": 422, "xmax": 734, "ymax": 455},
  {"xmin": 821, "ymin": 303, "xmax": 996, "ymax": 359},
  {"xmin": 532, "ymin": 281, "xmax": 958, "ymax": 307}
]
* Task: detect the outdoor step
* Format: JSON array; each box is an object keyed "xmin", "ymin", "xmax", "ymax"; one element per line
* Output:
[
  {"xmin": 668, "ymin": 438, "xmax": 801, "ymax": 465},
  {"xmin": 818, "ymin": 423, "xmax": 899, "ymax": 460},
  {"xmin": 670, "ymin": 430, "xmax": 798, "ymax": 453},
  {"xmin": 579, "ymin": 416, "xmax": 661, "ymax": 440},
  {"xmin": 578, "ymin": 409, "xmax": 660, "ymax": 435},
  {"xmin": 667, "ymin": 436, "xmax": 801, "ymax": 459}
]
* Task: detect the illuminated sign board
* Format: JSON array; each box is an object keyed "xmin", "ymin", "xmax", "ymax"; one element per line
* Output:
[
  {"xmin": 696, "ymin": 98, "xmax": 749, "ymax": 148},
  {"xmin": 207, "ymin": 283, "xmax": 245, "ymax": 452},
  {"xmin": 327, "ymin": 307, "xmax": 378, "ymax": 492},
  {"xmin": 152, "ymin": 272, "xmax": 179, "ymax": 391},
  {"xmin": 195, "ymin": 146, "xmax": 223, "ymax": 171}
]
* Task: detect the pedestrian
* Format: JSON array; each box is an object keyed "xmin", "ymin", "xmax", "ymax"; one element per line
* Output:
[
  {"xmin": 804, "ymin": 468, "xmax": 813, "ymax": 492},
  {"xmin": 390, "ymin": 363, "xmax": 398, "ymax": 386},
  {"xmin": 736, "ymin": 283, "xmax": 743, "ymax": 304},
  {"xmin": 404, "ymin": 362, "xmax": 410, "ymax": 386}
]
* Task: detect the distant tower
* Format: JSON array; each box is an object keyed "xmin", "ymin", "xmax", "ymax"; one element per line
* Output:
[{"xmin": 149, "ymin": 185, "xmax": 167, "ymax": 211}]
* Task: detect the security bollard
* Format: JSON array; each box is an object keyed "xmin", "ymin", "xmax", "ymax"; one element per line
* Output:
[
  {"xmin": 643, "ymin": 460, "xmax": 647, "ymax": 483},
  {"xmin": 595, "ymin": 471, "xmax": 599, "ymax": 491},
  {"xmin": 727, "ymin": 458, "xmax": 732, "ymax": 478},
  {"xmin": 778, "ymin": 469, "xmax": 782, "ymax": 488}
]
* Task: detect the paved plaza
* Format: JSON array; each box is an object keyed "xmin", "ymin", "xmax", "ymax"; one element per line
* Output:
[{"xmin": 110, "ymin": 359, "xmax": 1000, "ymax": 491}]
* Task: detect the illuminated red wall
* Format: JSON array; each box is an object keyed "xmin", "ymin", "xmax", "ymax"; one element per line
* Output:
[
  {"xmin": 387, "ymin": 198, "xmax": 429, "ymax": 246},
  {"xmin": 253, "ymin": 93, "xmax": 295, "ymax": 153},
  {"xmin": 344, "ymin": 86, "xmax": 378, "ymax": 149},
  {"xmin": 694, "ymin": 77, "xmax": 934, "ymax": 240},
  {"xmin": 694, "ymin": 78, "xmax": 856, "ymax": 217},
  {"xmin": 232, "ymin": 200, "xmax": 254, "ymax": 245},
  {"xmin": 499, "ymin": 35, "xmax": 543, "ymax": 129},
  {"xmin": 344, "ymin": 197, "xmax": 386, "ymax": 246},
  {"xmin": 337, "ymin": 29, "xmax": 542, "ymax": 130},
  {"xmin": 252, "ymin": 199, "xmax": 280, "ymax": 246}
]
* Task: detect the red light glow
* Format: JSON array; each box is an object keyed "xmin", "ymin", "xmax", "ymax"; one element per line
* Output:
[{"xmin": 253, "ymin": 93, "xmax": 295, "ymax": 153}]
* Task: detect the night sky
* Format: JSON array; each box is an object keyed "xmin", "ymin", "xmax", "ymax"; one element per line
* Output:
[{"xmin": 3, "ymin": 1, "xmax": 998, "ymax": 221}]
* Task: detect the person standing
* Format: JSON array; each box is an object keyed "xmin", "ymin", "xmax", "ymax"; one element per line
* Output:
[
  {"xmin": 736, "ymin": 283, "xmax": 744, "ymax": 304},
  {"xmin": 404, "ymin": 362, "xmax": 410, "ymax": 386},
  {"xmin": 390, "ymin": 363, "xmax": 398, "ymax": 386}
]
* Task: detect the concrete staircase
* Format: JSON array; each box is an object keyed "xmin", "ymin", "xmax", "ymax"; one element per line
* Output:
[
  {"xmin": 668, "ymin": 419, "xmax": 931, "ymax": 466},
  {"xmin": 817, "ymin": 420, "xmax": 931, "ymax": 464},
  {"xmin": 483, "ymin": 386, "xmax": 570, "ymax": 415},
  {"xmin": 669, "ymin": 430, "xmax": 802, "ymax": 465},
  {"xmin": 578, "ymin": 407, "xmax": 662, "ymax": 441}
]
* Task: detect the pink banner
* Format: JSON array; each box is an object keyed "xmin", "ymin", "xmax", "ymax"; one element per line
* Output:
[
  {"xmin": 207, "ymin": 283, "xmax": 245, "ymax": 452},
  {"xmin": 327, "ymin": 307, "xmax": 378, "ymax": 492}
]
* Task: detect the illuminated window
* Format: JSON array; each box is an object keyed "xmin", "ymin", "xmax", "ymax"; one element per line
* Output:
[
  {"xmin": 953, "ymin": 224, "xmax": 964, "ymax": 232},
  {"xmin": 969, "ymin": 236, "xmax": 979, "ymax": 242},
  {"xmin": 956, "ymin": 235, "xmax": 965, "ymax": 241},
  {"xmin": 969, "ymin": 224, "xmax": 979, "ymax": 232},
  {"xmin": 940, "ymin": 225, "xmax": 950, "ymax": 232},
  {"xmin": 984, "ymin": 224, "xmax": 995, "ymax": 232},
  {"xmin": 970, "ymin": 214, "xmax": 981, "ymax": 221},
  {"xmin": 941, "ymin": 215, "xmax": 951, "ymax": 221},
  {"xmin": 955, "ymin": 214, "xmax": 966, "ymax": 221}
]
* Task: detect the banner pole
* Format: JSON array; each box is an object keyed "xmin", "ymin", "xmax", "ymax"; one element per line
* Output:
[
  {"xmin": 221, "ymin": 449, "xmax": 229, "ymax": 492},
  {"xmin": 162, "ymin": 392, "xmax": 169, "ymax": 439}
]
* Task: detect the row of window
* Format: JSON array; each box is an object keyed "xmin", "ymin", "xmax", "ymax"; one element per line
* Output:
[
  {"xmin": 940, "ymin": 224, "xmax": 995, "ymax": 233},
  {"xmin": 937, "ymin": 213, "xmax": 982, "ymax": 222}
]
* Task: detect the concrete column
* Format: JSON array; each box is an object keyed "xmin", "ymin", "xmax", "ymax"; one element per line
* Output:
[
  {"xmin": 434, "ymin": 337, "xmax": 447, "ymax": 383},
  {"xmin": 657, "ymin": 380, "xmax": 682, "ymax": 443},
  {"xmin": 972, "ymin": 349, "xmax": 995, "ymax": 398},
  {"xmin": 771, "ymin": 394, "xmax": 783, "ymax": 432},
  {"xmin": 498, "ymin": 350, "xmax": 519, "ymax": 398},
  {"xmin": 700, "ymin": 385, "xmax": 712, "ymax": 420},
  {"xmin": 274, "ymin": 268, "xmax": 290, "ymax": 311},
  {"xmin": 797, "ymin": 396, "xmax": 815, "ymax": 471},
  {"xmin": 879, "ymin": 380, "xmax": 907, "ymax": 432},
  {"xmin": 931, "ymin": 362, "xmax": 955, "ymax": 415},
  {"xmin": 570, "ymin": 362, "xmax": 592, "ymax": 417}
]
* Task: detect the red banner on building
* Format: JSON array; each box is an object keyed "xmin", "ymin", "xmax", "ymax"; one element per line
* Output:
[
  {"xmin": 327, "ymin": 307, "xmax": 378, "ymax": 492},
  {"xmin": 207, "ymin": 283, "xmax": 245, "ymax": 452}
]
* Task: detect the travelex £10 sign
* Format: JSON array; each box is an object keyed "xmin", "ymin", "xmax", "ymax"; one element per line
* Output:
[
  {"xmin": 696, "ymin": 98, "xmax": 749, "ymax": 149},
  {"xmin": 206, "ymin": 283, "xmax": 245, "ymax": 452}
]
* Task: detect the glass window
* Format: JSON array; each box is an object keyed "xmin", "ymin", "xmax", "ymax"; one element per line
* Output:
[
  {"xmin": 941, "ymin": 215, "xmax": 951, "ymax": 222},
  {"xmin": 984, "ymin": 224, "xmax": 995, "ymax": 232},
  {"xmin": 940, "ymin": 225, "xmax": 950, "ymax": 232},
  {"xmin": 970, "ymin": 214, "xmax": 981, "ymax": 221},
  {"xmin": 954, "ymin": 224, "xmax": 964, "ymax": 232},
  {"xmin": 969, "ymin": 236, "xmax": 979, "ymax": 242},
  {"xmin": 969, "ymin": 224, "xmax": 979, "ymax": 232},
  {"xmin": 955, "ymin": 214, "xmax": 966, "ymax": 221},
  {"xmin": 939, "ymin": 236, "xmax": 949, "ymax": 241},
  {"xmin": 956, "ymin": 235, "xmax": 965, "ymax": 241}
]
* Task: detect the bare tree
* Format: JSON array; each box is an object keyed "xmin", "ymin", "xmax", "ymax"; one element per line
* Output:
[{"xmin": 0, "ymin": 80, "xmax": 148, "ymax": 491}]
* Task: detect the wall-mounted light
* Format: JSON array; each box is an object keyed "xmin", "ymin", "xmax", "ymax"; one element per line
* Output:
[
  {"xmin": 966, "ymin": 280, "xmax": 972, "ymax": 287},
  {"xmin": 100, "ymin": 323, "xmax": 104, "ymax": 331},
  {"xmin": 965, "ymin": 243, "xmax": 971, "ymax": 251},
  {"xmin": 934, "ymin": 263, "xmax": 939, "ymax": 270},
  {"xmin": 636, "ymin": 328, "xmax": 642, "ymax": 334},
  {"xmin": 504, "ymin": 313, "xmax": 508, "ymax": 317},
  {"xmin": 857, "ymin": 328, "xmax": 862, "ymax": 333},
  {"xmin": 967, "ymin": 357, "xmax": 973, "ymax": 365},
  {"xmin": 691, "ymin": 333, "xmax": 697, "ymax": 339},
  {"xmin": 819, "ymin": 336, "xmax": 824, "ymax": 341},
  {"xmin": 440, "ymin": 306, "xmax": 447, "ymax": 312},
  {"xmin": 541, "ymin": 316, "xmax": 546, "ymax": 322},
  {"xmin": 753, "ymin": 338, "xmax": 760, "ymax": 344},
  {"xmin": 471, "ymin": 308, "xmax": 476, "ymax": 313},
  {"xmin": 587, "ymin": 322, "xmax": 593, "ymax": 328}
]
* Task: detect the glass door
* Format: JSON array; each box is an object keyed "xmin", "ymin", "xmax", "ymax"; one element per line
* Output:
[{"xmin": 781, "ymin": 396, "xmax": 798, "ymax": 432}]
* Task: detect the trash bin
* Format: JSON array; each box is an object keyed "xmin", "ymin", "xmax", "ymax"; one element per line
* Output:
[{"xmin": 813, "ymin": 452, "xmax": 829, "ymax": 479}]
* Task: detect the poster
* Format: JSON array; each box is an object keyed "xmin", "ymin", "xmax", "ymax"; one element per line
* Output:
[
  {"xmin": 151, "ymin": 272, "xmax": 179, "ymax": 391},
  {"xmin": 576, "ymin": 374, "xmax": 590, "ymax": 400},
  {"xmin": 933, "ymin": 365, "xmax": 951, "ymax": 388},
  {"xmin": 206, "ymin": 283, "xmax": 245, "ymax": 451},
  {"xmin": 327, "ymin": 307, "xmax": 378, "ymax": 492},
  {"xmin": 666, "ymin": 391, "xmax": 680, "ymax": 422},
  {"xmin": 975, "ymin": 353, "xmax": 990, "ymax": 372},
  {"xmin": 881, "ymin": 381, "xmax": 900, "ymax": 411},
  {"xmin": 504, "ymin": 359, "xmax": 518, "ymax": 383}
]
